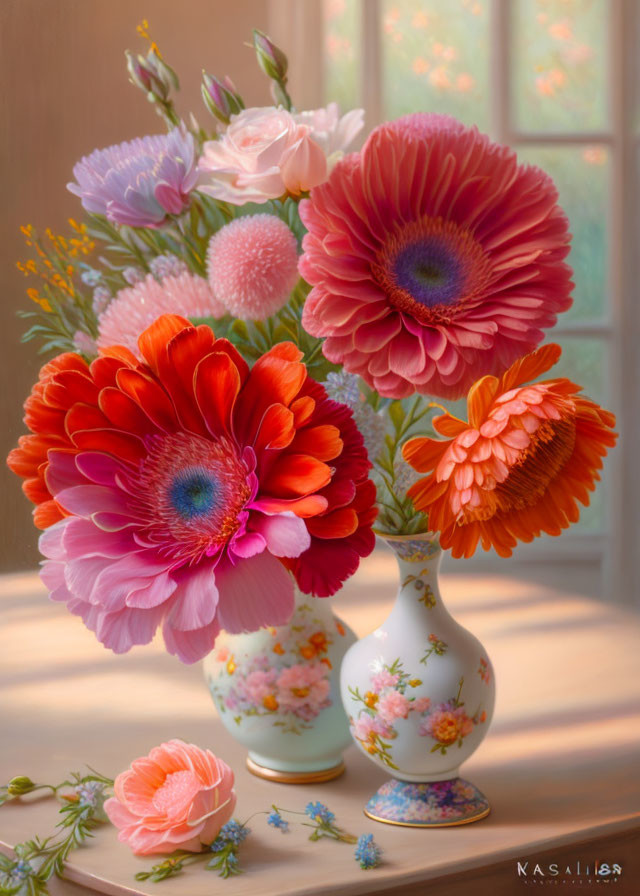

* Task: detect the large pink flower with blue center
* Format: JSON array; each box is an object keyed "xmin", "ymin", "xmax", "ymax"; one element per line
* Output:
[
  {"xmin": 299, "ymin": 114, "xmax": 573, "ymax": 399},
  {"xmin": 67, "ymin": 126, "xmax": 197, "ymax": 228},
  {"xmin": 8, "ymin": 315, "xmax": 376, "ymax": 663}
]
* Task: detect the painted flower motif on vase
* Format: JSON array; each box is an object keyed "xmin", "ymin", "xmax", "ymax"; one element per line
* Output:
[
  {"xmin": 207, "ymin": 602, "xmax": 343, "ymax": 734},
  {"xmin": 402, "ymin": 567, "xmax": 436, "ymax": 607},
  {"xmin": 348, "ymin": 658, "xmax": 486, "ymax": 767}
]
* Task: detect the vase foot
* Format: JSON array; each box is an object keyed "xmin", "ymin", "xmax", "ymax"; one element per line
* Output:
[
  {"xmin": 364, "ymin": 777, "xmax": 490, "ymax": 827},
  {"xmin": 246, "ymin": 756, "xmax": 346, "ymax": 784}
]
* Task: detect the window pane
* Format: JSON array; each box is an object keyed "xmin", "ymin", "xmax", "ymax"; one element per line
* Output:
[
  {"xmin": 381, "ymin": 0, "xmax": 490, "ymax": 130},
  {"xmin": 512, "ymin": 0, "xmax": 608, "ymax": 133},
  {"xmin": 516, "ymin": 146, "xmax": 609, "ymax": 322},
  {"xmin": 324, "ymin": 0, "xmax": 361, "ymax": 112},
  {"xmin": 555, "ymin": 336, "xmax": 608, "ymax": 532}
]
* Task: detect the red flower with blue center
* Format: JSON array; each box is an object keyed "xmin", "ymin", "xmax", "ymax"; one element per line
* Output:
[{"xmin": 7, "ymin": 315, "xmax": 376, "ymax": 663}]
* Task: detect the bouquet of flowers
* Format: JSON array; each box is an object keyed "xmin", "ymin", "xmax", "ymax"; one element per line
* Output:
[{"xmin": 7, "ymin": 23, "xmax": 616, "ymax": 665}]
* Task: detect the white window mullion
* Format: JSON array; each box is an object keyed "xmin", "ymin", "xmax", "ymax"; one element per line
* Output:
[
  {"xmin": 603, "ymin": 0, "xmax": 638, "ymax": 605},
  {"xmin": 489, "ymin": 0, "xmax": 511, "ymax": 144},
  {"xmin": 360, "ymin": 0, "xmax": 383, "ymax": 129}
]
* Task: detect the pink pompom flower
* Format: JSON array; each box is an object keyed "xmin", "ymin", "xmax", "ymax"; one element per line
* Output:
[
  {"xmin": 68, "ymin": 127, "xmax": 197, "ymax": 228},
  {"xmin": 104, "ymin": 740, "xmax": 236, "ymax": 855},
  {"xmin": 207, "ymin": 215, "xmax": 299, "ymax": 320},
  {"xmin": 300, "ymin": 113, "xmax": 573, "ymax": 400},
  {"xmin": 97, "ymin": 272, "xmax": 225, "ymax": 356}
]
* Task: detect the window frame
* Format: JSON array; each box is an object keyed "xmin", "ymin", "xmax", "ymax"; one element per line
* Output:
[{"xmin": 268, "ymin": 0, "xmax": 640, "ymax": 604}]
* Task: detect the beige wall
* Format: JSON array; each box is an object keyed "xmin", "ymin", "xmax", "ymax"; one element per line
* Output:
[{"xmin": 0, "ymin": 0, "xmax": 274, "ymax": 570}]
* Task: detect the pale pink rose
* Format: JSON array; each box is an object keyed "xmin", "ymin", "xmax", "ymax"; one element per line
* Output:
[
  {"xmin": 198, "ymin": 107, "xmax": 328, "ymax": 204},
  {"xmin": 377, "ymin": 690, "xmax": 410, "ymax": 724},
  {"xmin": 294, "ymin": 103, "xmax": 364, "ymax": 159},
  {"xmin": 276, "ymin": 662, "xmax": 331, "ymax": 718},
  {"xmin": 411, "ymin": 696, "xmax": 432, "ymax": 713},
  {"xmin": 371, "ymin": 670, "xmax": 399, "ymax": 692},
  {"xmin": 280, "ymin": 129, "xmax": 327, "ymax": 194},
  {"xmin": 104, "ymin": 740, "xmax": 236, "ymax": 855}
]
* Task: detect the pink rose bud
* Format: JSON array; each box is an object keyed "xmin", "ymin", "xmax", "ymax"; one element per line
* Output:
[
  {"xmin": 280, "ymin": 130, "xmax": 327, "ymax": 195},
  {"xmin": 201, "ymin": 72, "xmax": 244, "ymax": 124},
  {"xmin": 252, "ymin": 30, "xmax": 288, "ymax": 82},
  {"xmin": 105, "ymin": 740, "xmax": 237, "ymax": 855}
]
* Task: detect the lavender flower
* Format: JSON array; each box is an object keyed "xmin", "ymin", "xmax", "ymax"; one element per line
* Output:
[
  {"xmin": 68, "ymin": 126, "xmax": 198, "ymax": 228},
  {"xmin": 355, "ymin": 833, "xmax": 381, "ymax": 869},
  {"xmin": 149, "ymin": 253, "xmax": 188, "ymax": 280},
  {"xmin": 92, "ymin": 286, "xmax": 111, "ymax": 315},
  {"xmin": 353, "ymin": 404, "xmax": 386, "ymax": 463},
  {"xmin": 122, "ymin": 266, "xmax": 145, "ymax": 286},
  {"xmin": 324, "ymin": 371, "xmax": 360, "ymax": 408},
  {"xmin": 80, "ymin": 267, "xmax": 102, "ymax": 287},
  {"xmin": 73, "ymin": 330, "xmax": 96, "ymax": 357}
]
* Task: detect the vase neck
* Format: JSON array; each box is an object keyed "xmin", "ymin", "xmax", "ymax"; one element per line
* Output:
[{"xmin": 382, "ymin": 534, "xmax": 449, "ymax": 621}]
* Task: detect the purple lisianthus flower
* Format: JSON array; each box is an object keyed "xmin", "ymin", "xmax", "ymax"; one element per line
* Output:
[{"xmin": 68, "ymin": 126, "xmax": 198, "ymax": 228}]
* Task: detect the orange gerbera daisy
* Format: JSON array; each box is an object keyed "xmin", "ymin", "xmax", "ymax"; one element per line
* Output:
[{"xmin": 402, "ymin": 344, "xmax": 617, "ymax": 558}]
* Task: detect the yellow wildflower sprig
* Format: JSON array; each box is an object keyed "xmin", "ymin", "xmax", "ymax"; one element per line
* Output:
[{"xmin": 17, "ymin": 221, "xmax": 99, "ymax": 354}]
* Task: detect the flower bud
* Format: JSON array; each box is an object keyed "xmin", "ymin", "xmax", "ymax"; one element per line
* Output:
[
  {"xmin": 126, "ymin": 48, "xmax": 178, "ymax": 103},
  {"xmin": 253, "ymin": 30, "xmax": 288, "ymax": 83},
  {"xmin": 7, "ymin": 776, "xmax": 36, "ymax": 796},
  {"xmin": 201, "ymin": 72, "xmax": 244, "ymax": 124}
]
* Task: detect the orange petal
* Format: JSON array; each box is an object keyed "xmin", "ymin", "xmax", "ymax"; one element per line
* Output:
[
  {"xmin": 64, "ymin": 403, "xmax": 111, "ymax": 436},
  {"xmin": 403, "ymin": 436, "xmax": 449, "ymax": 473},
  {"xmin": 99, "ymin": 344, "xmax": 140, "ymax": 367},
  {"xmin": 307, "ymin": 508, "xmax": 358, "ymax": 539},
  {"xmin": 467, "ymin": 375, "xmax": 499, "ymax": 428},
  {"xmin": 498, "ymin": 343, "xmax": 562, "ymax": 393},
  {"xmin": 159, "ymin": 325, "xmax": 216, "ymax": 436},
  {"xmin": 290, "ymin": 396, "xmax": 316, "ymax": 427},
  {"xmin": 194, "ymin": 351, "xmax": 241, "ymax": 437},
  {"xmin": 137, "ymin": 314, "xmax": 192, "ymax": 375},
  {"xmin": 71, "ymin": 428, "xmax": 146, "ymax": 462},
  {"xmin": 262, "ymin": 454, "xmax": 332, "ymax": 497},
  {"xmin": 290, "ymin": 425, "xmax": 343, "ymax": 461},
  {"xmin": 116, "ymin": 368, "xmax": 178, "ymax": 432},
  {"xmin": 236, "ymin": 346, "xmax": 307, "ymax": 441},
  {"xmin": 99, "ymin": 388, "xmax": 158, "ymax": 435},
  {"xmin": 254, "ymin": 404, "xmax": 296, "ymax": 453},
  {"xmin": 433, "ymin": 413, "xmax": 469, "ymax": 437},
  {"xmin": 256, "ymin": 494, "xmax": 329, "ymax": 517}
]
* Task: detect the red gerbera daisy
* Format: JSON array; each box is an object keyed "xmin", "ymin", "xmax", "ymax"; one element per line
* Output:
[
  {"xmin": 300, "ymin": 113, "xmax": 573, "ymax": 399},
  {"xmin": 7, "ymin": 315, "xmax": 376, "ymax": 662}
]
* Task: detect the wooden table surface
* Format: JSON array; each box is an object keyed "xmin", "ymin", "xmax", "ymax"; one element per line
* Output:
[{"xmin": 1, "ymin": 551, "xmax": 639, "ymax": 895}]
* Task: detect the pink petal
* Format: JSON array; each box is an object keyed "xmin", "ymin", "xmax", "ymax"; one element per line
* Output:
[
  {"xmin": 163, "ymin": 617, "xmax": 221, "ymax": 664},
  {"xmin": 250, "ymin": 512, "xmax": 311, "ymax": 558},
  {"xmin": 215, "ymin": 552, "xmax": 295, "ymax": 633},
  {"xmin": 165, "ymin": 562, "xmax": 219, "ymax": 630}
]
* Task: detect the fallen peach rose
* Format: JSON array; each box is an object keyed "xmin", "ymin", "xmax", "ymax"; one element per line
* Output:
[{"xmin": 105, "ymin": 739, "xmax": 236, "ymax": 855}]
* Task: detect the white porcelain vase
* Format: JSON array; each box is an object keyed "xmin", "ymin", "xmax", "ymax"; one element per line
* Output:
[
  {"xmin": 204, "ymin": 589, "xmax": 357, "ymax": 783},
  {"xmin": 339, "ymin": 532, "xmax": 495, "ymax": 826}
]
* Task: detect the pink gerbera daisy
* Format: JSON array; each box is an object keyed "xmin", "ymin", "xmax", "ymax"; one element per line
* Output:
[{"xmin": 299, "ymin": 113, "xmax": 573, "ymax": 399}]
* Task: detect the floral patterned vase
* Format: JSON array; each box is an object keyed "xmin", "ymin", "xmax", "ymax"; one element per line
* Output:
[
  {"xmin": 340, "ymin": 532, "xmax": 495, "ymax": 826},
  {"xmin": 203, "ymin": 589, "xmax": 357, "ymax": 783}
]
